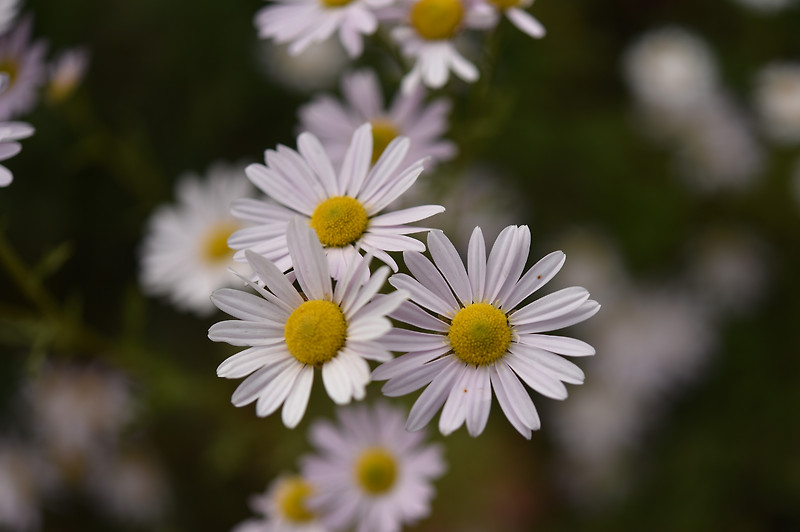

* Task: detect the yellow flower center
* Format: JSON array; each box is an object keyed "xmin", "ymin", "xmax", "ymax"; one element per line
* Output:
[
  {"xmin": 276, "ymin": 476, "xmax": 316, "ymax": 523},
  {"xmin": 0, "ymin": 59, "xmax": 19, "ymax": 88},
  {"xmin": 309, "ymin": 196, "xmax": 369, "ymax": 248},
  {"xmin": 489, "ymin": 0, "xmax": 521, "ymax": 9},
  {"xmin": 370, "ymin": 119, "xmax": 400, "ymax": 164},
  {"xmin": 410, "ymin": 0, "xmax": 464, "ymax": 41},
  {"xmin": 284, "ymin": 300, "xmax": 347, "ymax": 366},
  {"xmin": 354, "ymin": 447, "xmax": 398, "ymax": 495},
  {"xmin": 320, "ymin": 0, "xmax": 353, "ymax": 7},
  {"xmin": 201, "ymin": 221, "xmax": 240, "ymax": 264},
  {"xmin": 448, "ymin": 303, "xmax": 512, "ymax": 366}
]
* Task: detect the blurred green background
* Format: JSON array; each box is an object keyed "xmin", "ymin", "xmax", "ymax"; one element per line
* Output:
[{"xmin": 1, "ymin": 0, "xmax": 799, "ymax": 530}]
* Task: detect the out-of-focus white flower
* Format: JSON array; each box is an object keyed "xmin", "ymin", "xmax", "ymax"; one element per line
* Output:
[
  {"xmin": 391, "ymin": 0, "xmax": 496, "ymax": 92},
  {"xmin": 0, "ymin": 18, "xmax": 47, "ymax": 120},
  {"xmin": 298, "ymin": 69, "xmax": 456, "ymax": 168},
  {"xmin": 88, "ymin": 452, "xmax": 169, "ymax": 526},
  {"xmin": 0, "ymin": 441, "xmax": 41, "ymax": 531},
  {"xmin": 254, "ymin": 0, "xmax": 390, "ymax": 58},
  {"xmin": 754, "ymin": 62, "xmax": 800, "ymax": 145},
  {"xmin": 301, "ymin": 403, "xmax": 446, "ymax": 532},
  {"xmin": 730, "ymin": 0, "xmax": 798, "ymax": 13},
  {"xmin": 229, "ymin": 123, "xmax": 443, "ymax": 278},
  {"xmin": 0, "ymin": 0, "xmax": 19, "ymax": 37},
  {"xmin": 686, "ymin": 227, "xmax": 770, "ymax": 316},
  {"xmin": 258, "ymin": 38, "xmax": 349, "ymax": 94},
  {"xmin": 374, "ymin": 226, "xmax": 599, "ymax": 439},
  {"xmin": 0, "ymin": 120, "xmax": 33, "ymax": 187},
  {"xmin": 26, "ymin": 364, "xmax": 133, "ymax": 484},
  {"xmin": 673, "ymin": 93, "xmax": 764, "ymax": 191},
  {"xmin": 480, "ymin": 0, "xmax": 545, "ymax": 39},
  {"xmin": 234, "ymin": 474, "xmax": 326, "ymax": 532},
  {"xmin": 47, "ymin": 47, "xmax": 89, "ymax": 103},
  {"xmin": 209, "ymin": 220, "xmax": 408, "ymax": 427},
  {"xmin": 623, "ymin": 27, "xmax": 718, "ymax": 118},
  {"xmin": 139, "ymin": 162, "xmax": 252, "ymax": 316}
]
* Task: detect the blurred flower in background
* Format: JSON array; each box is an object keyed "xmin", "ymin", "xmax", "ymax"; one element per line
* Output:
[
  {"xmin": 0, "ymin": 441, "xmax": 42, "ymax": 531},
  {"xmin": 45, "ymin": 47, "xmax": 88, "ymax": 104},
  {"xmin": 257, "ymin": 38, "xmax": 349, "ymax": 94},
  {"xmin": 754, "ymin": 62, "xmax": 800, "ymax": 145},
  {"xmin": 0, "ymin": 17, "xmax": 46, "ymax": 120}
]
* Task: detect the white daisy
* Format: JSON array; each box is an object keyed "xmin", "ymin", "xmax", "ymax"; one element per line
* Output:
[
  {"xmin": 139, "ymin": 163, "xmax": 253, "ymax": 316},
  {"xmin": 372, "ymin": 226, "xmax": 600, "ymax": 439},
  {"xmin": 254, "ymin": 0, "xmax": 391, "ymax": 58},
  {"xmin": 47, "ymin": 47, "xmax": 89, "ymax": 103},
  {"xmin": 298, "ymin": 69, "xmax": 456, "ymax": 168},
  {"xmin": 301, "ymin": 402, "xmax": 445, "ymax": 532},
  {"xmin": 754, "ymin": 62, "xmax": 800, "ymax": 145},
  {"xmin": 209, "ymin": 218, "xmax": 408, "ymax": 427},
  {"xmin": 391, "ymin": 0, "xmax": 496, "ymax": 93},
  {"xmin": 234, "ymin": 473, "xmax": 326, "ymax": 532},
  {"xmin": 0, "ymin": 119, "xmax": 33, "ymax": 187},
  {"xmin": 228, "ymin": 122, "xmax": 444, "ymax": 279},
  {"xmin": 480, "ymin": 0, "xmax": 545, "ymax": 39},
  {"xmin": 0, "ymin": 17, "xmax": 47, "ymax": 120}
]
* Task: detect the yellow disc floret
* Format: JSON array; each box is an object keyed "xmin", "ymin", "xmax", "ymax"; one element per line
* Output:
[
  {"xmin": 320, "ymin": 0, "xmax": 353, "ymax": 7},
  {"xmin": 488, "ymin": 0, "xmax": 521, "ymax": 9},
  {"xmin": 201, "ymin": 221, "xmax": 240, "ymax": 264},
  {"xmin": 410, "ymin": 0, "xmax": 464, "ymax": 41},
  {"xmin": 354, "ymin": 447, "xmax": 398, "ymax": 495},
  {"xmin": 370, "ymin": 119, "xmax": 400, "ymax": 164},
  {"xmin": 276, "ymin": 476, "xmax": 315, "ymax": 523},
  {"xmin": 0, "ymin": 60, "xmax": 18, "ymax": 87},
  {"xmin": 285, "ymin": 300, "xmax": 347, "ymax": 366},
  {"xmin": 309, "ymin": 196, "xmax": 369, "ymax": 248},
  {"xmin": 448, "ymin": 303, "xmax": 512, "ymax": 366}
]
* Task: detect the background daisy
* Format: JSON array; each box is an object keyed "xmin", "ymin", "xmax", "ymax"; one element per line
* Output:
[
  {"xmin": 233, "ymin": 473, "xmax": 326, "ymax": 532},
  {"xmin": 0, "ymin": 17, "xmax": 47, "ymax": 120},
  {"xmin": 0, "ymin": 119, "xmax": 32, "ymax": 186},
  {"xmin": 139, "ymin": 162, "xmax": 252, "ymax": 316},
  {"xmin": 301, "ymin": 402, "xmax": 446, "ymax": 532},
  {"xmin": 209, "ymin": 219, "xmax": 408, "ymax": 427},
  {"xmin": 298, "ymin": 69, "xmax": 456, "ymax": 168},
  {"xmin": 373, "ymin": 226, "xmax": 600, "ymax": 438},
  {"xmin": 228, "ymin": 122, "xmax": 444, "ymax": 279}
]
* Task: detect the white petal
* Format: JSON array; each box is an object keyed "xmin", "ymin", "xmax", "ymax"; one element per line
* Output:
[
  {"xmin": 210, "ymin": 288, "xmax": 288, "ymax": 322},
  {"xmin": 505, "ymin": 349, "xmax": 568, "ymax": 400},
  {"xmin": 511, "ymin": 286, "xmax": 590, "ymax": 325},
  {"xmin": 428, "ymin": 230, "xmax": 473, "ymax": 306},
  {"xmin": 231, "ymin": 357, "xmax": 297, "ymax": 406},
  {"xmin": 389, "ymin": 273, "xmax": 456, "ymax": 317},
  {"xmin": 439, "ymin": 364, "xmax": 471, "ymax": 435},
  {"xmin": 340, "ymin": 123, "xmax": 372, "ymax": 196},
  {"xmin": 343, "ymin": 265, "xmax": 390, "ymax": 315},
  {"xmin": 490, "ymin": 362, "xmax": 540, "ymax": 438},
  {"xmin": 515, "ymin": 300, "xmax": 601, "ymax": 333},
  {"xmin": 347, "ymin": 316, "xmax": 392, "ymax": 341},
  {"xmin": 371, "ymin": 345, "xmax": 451, "ymax": 381},
  {"xmin": 381, "ymin": 355, "xmax": 451, "ymax": 396},
  {"xmin": 379, "ymin": 328, "xmax": 448, "ymax": 351},
  {"xmin": 403, "ymin": 250, "xmax": 460, "ymax": 310},
  {"xmin": 510, "ymin": 342, "xmax": 585, "ymax": 384},
  {"xmin": 286, "ymin": 218, "xmax": 332, "ymax": 300},
  {"xmin": 507, "ymin": 8, "xmax": 546, "ymax": 39},
  {"xmin": 518, "ymin": 334, "xmax": 595, "ymax": 357},
  {"xmin": 465, "ymin": 365, "xmax": 492, "ymax": 437},
  {"xmin": 503, "ymin": 250, "xmax": 565, "ymax": 310},
  {"xmin": 349, "ymin": 290, "xmax": 408, "ymax": 325},
  {"xmin": 359, "ymin": 137, "xmax": 411, "ymax": 202},
  {"xmin": 245, "ymin": 250, "xmax": 303, "ymax": 308},
  {"xmin": 406, "ymin": 357, "xmax": 462, "ymax": 432},
  {"xmin": 297, "ymin": 132, "xmax": 338, "ymax": 196},
  {"xmin": 281, "ymin": 365, "xmax": 314, "ymax": 428},
  {"xmin": 484, "ymin": 226, "xmax": 524, "ymax": 304},
  {"xmin": 208, "ymin": 320, "xmax": 284, "ymax": 346},
  {"xmin": 368, "ymin": 205, "xmax": 445, "ymax": 227},
  {"xmin": 321, "ymin": 355, "xmax": 353, "ymax": 404},
  {"xmin": 468, "ymin": 227, "xmax": 487, "ymax": 302},
  {"xmin": 389, "ymin": 300, "xmax": 449, "ymax": 332},
  {"xmin": 255, "ymin": 362, "xmax": 303, "ymax": 417},
  {"xmin": 217, "ymin": 345, "xmax": 290, "ymax": 379}
]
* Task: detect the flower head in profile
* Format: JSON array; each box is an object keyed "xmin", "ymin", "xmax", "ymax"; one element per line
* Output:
[
  {"xmin": 373, "ymin": 226, "xmax": 600, "ymax": 439},
  {"xmin": 233, "ymin": 473, "xmax": 325, "ymax": 532},
  {"xmin": 254, "ymin": 0, "xmax": 391, "ymax": 58},
  {"xmin": 301, "ymin": 402, "xmax": 446, "ymax": 532},
  {"xmin": 0, "ymin": 17, "xmax": 47, "ymax": 120},
  {"xmin": 139, "ymin": 163, "xmax": 252, "ymax": 315},
  {"xmin": 0, "ymin": 119, "xmax": 32, "ymax": 187},
  {"xmin": 390, "ymin": 0, "xmax": 495, "ymax": 92},
  {"xmin": 229, "ymin": 123, "xmax": 444, "ymax": 279},
  {"xmin": 47, "ymin": 47, "xmax": 89, "ymax": 103},
  {"xmin": 210, "ymin": 219, "xmax": 407, "ymax": 427},
  {"xmin": 299, "ymin": 69, "xmax": 456, "ymax": 168}
]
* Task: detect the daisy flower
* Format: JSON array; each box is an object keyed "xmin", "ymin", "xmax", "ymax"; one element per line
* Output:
[
  {"xmin": 754, "ymin": 62, "xmax": 800, "ymax": 145},
  {"xmin": 139, "ymin": 163, "xmax": 252, "ymax": 316},
  {"xmin": 298, "ymin": 69, "xmax": 456, "ymax": 168},
  {"xmin": 254, "ymin": 0, "xmax": 391, "ymax": 58},
  {"xmin": 480, "ymin": 0, "xmax": 545, "ymax": 39},
  {"xmin": 228, "ymin": 122, "xmax": 444, "ymax": 279},
  {"xmin": 390, "ymin": 0, "xmax": 495, "ymax": 93},
  {"xmin": 209, "ymin": 219, "xmax": 408, "ymax": 427},
  {"xmin": 0, "ymin": 17, "xmax": 47, "ymax": 120},
  {"xmin": 372, "ymin": 226, "xmax": 600, "ymax": 439},
  {"xmin": 301, "ymin": 402, "xmax": 445, "ymax": 532},
  {"xmin": 0, "ymin": 119, "xmax": 32, "ymax": 187},
  {"xmin": 233, "ymin": 473, "xmax": 325, "ymax": 532}
]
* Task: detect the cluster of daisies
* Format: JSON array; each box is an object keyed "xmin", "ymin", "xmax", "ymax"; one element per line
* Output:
[
  {"xmin": 0, "ymin": 1, "xmax": 89, "ymax": 187},
  {"xmin": 140, "ymin": 117, "xmax": 598, "ymax": 529},
  {"xmin": 255, "ymin": 0, "xmax": 546, "ymax": 92}
]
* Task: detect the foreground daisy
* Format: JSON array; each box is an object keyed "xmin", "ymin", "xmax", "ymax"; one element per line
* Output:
[
  {"xmin": 233, "ymin": 473, "xmax": 325, "ymax": 532},
  {"xmin": 390, "ymin": 0, "xmax": 495, "ymax": 92},
  {"xmin": 301, "ymin": 403, "xmax": 445, "ymax": 532},
  {"xmin": 0, "ymin": 120, "xmax": 32, "ymax": 186},
  {"xmin": 254, "ymin": 0, "xmax": 390, "ymax": 58},
  {"xmin": 210, "ymin": 219, "xmax": 407, "ymax": 427},
  {"xmin": 139, "ymin": 163, "xmax": 252, "ymax": 315},
  {"xmin": 229, "ymin": 122, "xmax": 444, "ymax": 279},
  {"xmin": 372, "ymin": 226, "xmax": 600, "ymax": 439},
  {"xmin": 299, "ymin": 69, "xmax": 456, "ymax": 168}
]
